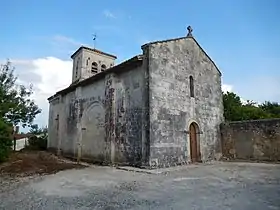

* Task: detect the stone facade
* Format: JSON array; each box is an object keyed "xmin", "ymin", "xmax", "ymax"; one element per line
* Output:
[
  {"xmin": 221, "ymin": 119, "xmax": 280, "ymax": 161},
  {"xmin": 144, "ymin": 37, "xmax": 224, "ymax": 167},
  {"xmin": 48, "ymin": 28, "xmax": 224, "ymax": 168}
]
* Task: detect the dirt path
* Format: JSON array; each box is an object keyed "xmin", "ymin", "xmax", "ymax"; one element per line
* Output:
[{"xmin": 0, "ymin": 150, "xmax": 86, "ymax": 193}]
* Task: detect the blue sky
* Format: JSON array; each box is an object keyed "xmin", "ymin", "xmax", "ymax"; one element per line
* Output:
[{"xmin": 1, "ymin": 0, "xmax": 280, "ymax": 128}]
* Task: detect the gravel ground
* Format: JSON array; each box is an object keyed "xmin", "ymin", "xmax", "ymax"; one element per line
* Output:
[{"xmin": 0, "ymin": 162, "xmax": 279, "ymax": 210}]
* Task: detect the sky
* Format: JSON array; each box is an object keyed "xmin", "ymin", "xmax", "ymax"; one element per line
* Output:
[{"xmin": 1, "ymin": 0, "xmax": 280, "ymax": 130}]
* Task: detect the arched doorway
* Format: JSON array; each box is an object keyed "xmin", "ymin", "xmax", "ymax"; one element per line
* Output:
[
  {"xmin": 80, "ymin": 102, "xmax": 105, "ymax": 160},
  {"xmin": 189, "ymin": 122, "xmax": 201, "ymax": 163}
]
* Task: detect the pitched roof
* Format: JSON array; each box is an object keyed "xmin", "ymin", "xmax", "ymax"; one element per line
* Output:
[
  {"xmin": 141, "ymin": 36, "xmax": 222, "ymax": 76},
  {"xmin": 48, "ymin": 55, "xmax": 143, "ymax": 101},
  {"xmin": 13, "ymin": 133, "xmax": 33, "ymax": 140},
  {"xmin": 71, "ymin": 46, "xmax": 117, "ymax": 59}
]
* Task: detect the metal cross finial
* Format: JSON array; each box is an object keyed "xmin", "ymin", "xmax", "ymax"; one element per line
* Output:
[
  {"xmin": 93, "ymin": 33, "xmax": 97, "ymax": 49},
  {"xmin": 187, "ymin": 26, "xmax": 193, "ymax": 37}
]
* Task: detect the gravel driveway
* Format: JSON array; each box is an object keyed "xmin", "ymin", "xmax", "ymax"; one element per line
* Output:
[{"xmin": 0, "ymin": 162, "xmax": 279, "ymax": 210}]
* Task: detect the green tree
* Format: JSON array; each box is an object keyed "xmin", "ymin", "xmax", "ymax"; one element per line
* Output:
[
  {"xmin": 29, "ymin": 124, "xmax": 48, "ymax": 137},
  {"xmin": 0, "ymin": 60, "xmax": 41, "ymax": 161},
  {"xmin": 259, "ymin": 101, "xmax": 280, "ymax": 118},
  {"xmin": 240, "ymin": 104, "xmax": 271, "ymax": 120},
  {"xmin": 0, "ymin": 60, "xmax": 41, "ymax": 127},
  {"xmin": 29, "ymin": 124, "xmax": 41, "ymax": 135},
  {"xmin": 223, "ymin": 91, "xmax": 243, "ymax": 121},
  {"xmin": 223, "ymin": 91, "xmax": 280, "ymax": 121},
  {"xmin": 0, "ymin": 119, "xmax": 13, "ymax": 163},
  {"xmin": 28, "ymin": 124, "xmax": 48, "ymax": 150}
]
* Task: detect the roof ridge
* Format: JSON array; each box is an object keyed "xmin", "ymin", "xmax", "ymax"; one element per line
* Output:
[
  {"xmin": 141, "ymin": 36, "xmax": 187, "ymax": 49},
  {"xmin": 141, "ymin": 36, "xmax": 221, "ymax": 76},
  {"xmin": 48, "ymin": 54, "xmax": 143, "ymax": 101},
  {"xmin": 71, "ymin": 46, "xmax": 117, "ymax": 59}
]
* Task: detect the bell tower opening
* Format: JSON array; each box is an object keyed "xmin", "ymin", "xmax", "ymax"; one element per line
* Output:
[{"xmin": 70, "ymin": 46, "xmax": 117, "ymax": 83}]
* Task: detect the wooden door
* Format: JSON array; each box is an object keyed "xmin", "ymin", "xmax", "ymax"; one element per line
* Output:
[{"xmin": 190, "ymin": 123, "xmax": 198, "ymax": 162}]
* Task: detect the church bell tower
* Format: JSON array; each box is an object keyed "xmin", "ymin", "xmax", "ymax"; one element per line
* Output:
[{"xmin": 70, "ymin": 46, "xmax": 117, "ymax": 83}]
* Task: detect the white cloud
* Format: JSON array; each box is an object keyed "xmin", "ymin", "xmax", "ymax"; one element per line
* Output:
[
  {"xmin": 50, "ymin": 35, "xmax": 89, "ymax": 57},
  {"xmin": 221, "ymin": 84, "xmax": 233, "ymax": 93},
  {"xmin": 222, "ymin": 83, "xmax": 249, "ymax": 105},
  {"xmin": 103, "ymin": 10, "xmax": 116, "ymax": 19},
  {"xmin": 11, "ymin": 57, "xmax": 72, "ymax": 128},
  {"xmin": 52, "ymin": 35, "xmax": 82, "ymax": 46},
  {"xmin": 31, "ymin": 57, "xmax": 72, "ymax": 94}
]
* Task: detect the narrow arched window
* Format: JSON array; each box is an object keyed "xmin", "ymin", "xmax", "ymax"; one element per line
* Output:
[
  {"xmin": 91, "ymin": 62, "xmax": 98, "ymax": 73},
  {"xmin": 86, "ymin": 57, "xmax": 90, "ymax": 66},
  {"xmin": 189, "ymin": 76, "xmax": 194, "ymax": 97},
  {"xmin": 75, "ymin": 66, "xmax": 78, "ymax": 78},
  {"xmin": 75, "ymin": 59, "xmax": 79, "ymax": 78},
  {"xmin": 101, "ymin": 64, "xmax": 106, "ymax": 72}
]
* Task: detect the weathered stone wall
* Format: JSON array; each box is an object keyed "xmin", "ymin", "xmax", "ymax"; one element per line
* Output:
[
  {"xmin": 146, "ymin": 37, "xmax": 224, "ymax": 168},
  {"xmin": 76, "ymin": 80, "xmax": 106, "ymax": 162},
  {"xmin": 48, "ymin": 96, "xmax": 62, "ymax": 150},
  {"xmin": 114, "ymin": 66, "xmax": 147, "ymax": 166},
  {"xmin": 221, "ymin": 119, "xmax": 280, "ymax": 161},
  {"xmin": 48, "ymin": 64, "xmax": 147, "ymax": 166}
]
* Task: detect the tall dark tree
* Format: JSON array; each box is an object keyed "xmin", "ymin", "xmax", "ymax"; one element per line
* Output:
[{"xmin": 0, "ymin": 60, "xmax": 41, "ymax": 127}]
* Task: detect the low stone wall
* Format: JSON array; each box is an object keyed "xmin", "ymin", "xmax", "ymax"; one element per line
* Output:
[
  {"xmin": 13, "ymin": 138, "xmax": 28, "ymax": 151},
  {"xmin": 220, "ymin": 119, "xmax": 280, "ymax": 161}
]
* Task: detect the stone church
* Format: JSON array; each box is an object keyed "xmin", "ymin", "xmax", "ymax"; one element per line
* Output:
[{"xmin": 48, "ymin": 26, "xmax": 224, "ymax": 168}]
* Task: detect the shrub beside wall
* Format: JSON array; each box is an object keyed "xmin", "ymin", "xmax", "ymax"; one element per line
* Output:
[{"xmin": 27, "ymin": 135, "xmax": 48, "ymax": 150}]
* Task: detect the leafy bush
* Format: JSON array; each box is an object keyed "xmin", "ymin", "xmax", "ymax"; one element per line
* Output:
[
  {"xmin": 223, "ymin": 91, "xmax": 280, "ymax": 121},
  {"xmin": 26, "ymin": 124, "xmax": 48, "ymax": 150},
  {"xmin": 27, "ymin": 136, "xmax": 47, "ymax": 150},
  {"xmin": 0, "ymin": 119, "xmax": 13, "ymax": 163}
]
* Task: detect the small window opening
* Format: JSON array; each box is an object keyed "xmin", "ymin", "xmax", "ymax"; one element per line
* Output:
[
  {"xmin": 91, "ymin": 62, "xmax": 98, "ymax": 73},
  {"xmin": 75, "ymin": 60, "xmax": 79, "ymax": 78},
  {"xmin": 86, "ymin": 57, "xmax": 90, "ymax": 66},
  {"xmin": 101, "ymin": 64, "xmax": 106, "ymax": 72},
  {"xmin": 75, "ymin": 67, "xmax": 78, "ymax": 78},
  {"xmin": 190, "ymin": 76, "xmax": 194, "ymax": 97}
]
